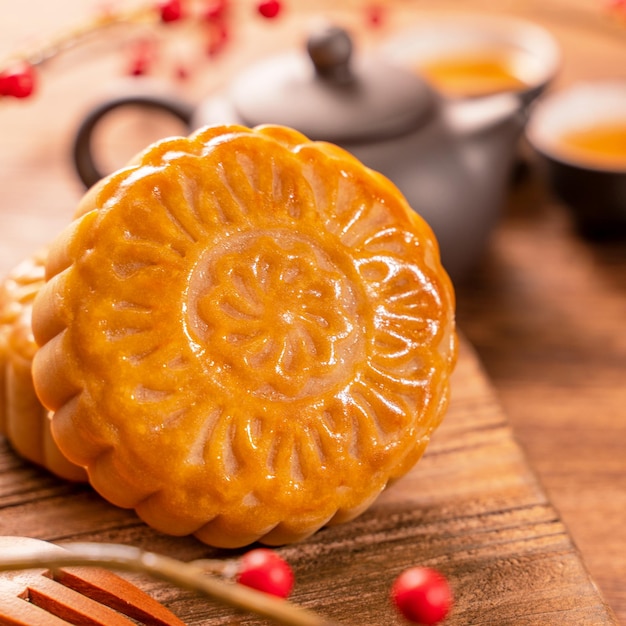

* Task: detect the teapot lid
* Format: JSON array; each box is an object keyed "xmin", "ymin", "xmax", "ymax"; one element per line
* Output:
[{"xmin": 230, "ymin": 25, "xmax": 436, "ymax": 143}]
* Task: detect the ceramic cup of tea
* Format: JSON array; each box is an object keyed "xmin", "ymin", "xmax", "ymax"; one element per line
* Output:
[
  {"xmin": 526, "ymin": 80, "xmax": 626, "ymax": 238},
  {"xmin": 380, "ymin": 12, "xmax": 560, "ymax": 102}
]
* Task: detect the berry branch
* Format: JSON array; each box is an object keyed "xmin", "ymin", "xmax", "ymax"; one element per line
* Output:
[
  {"xmin": 0, "ymin": 0, "xmax": 387, "ymax": 100},
  {"xmin": 0, "ymin": 542, "xmax": 453, "ymax": 624}
]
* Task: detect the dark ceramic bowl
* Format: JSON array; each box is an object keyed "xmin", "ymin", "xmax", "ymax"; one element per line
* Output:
[{"xmin": 526, "ymin": 81, "xmax": 626, "ymax": 239}]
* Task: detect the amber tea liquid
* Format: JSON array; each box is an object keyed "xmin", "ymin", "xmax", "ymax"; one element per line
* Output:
[
  {"xmin": 555, "ymin": 123, "xmax": 626, "ymax": 169},
  {"xmin": 417, "ymin": 50, "xmax": 529, "ymax": 98}
]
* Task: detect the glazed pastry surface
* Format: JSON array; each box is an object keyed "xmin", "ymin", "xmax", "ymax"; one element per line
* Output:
[
  {"xmin": 32, "ymin": 124, "xmax": 457, "ymax": 547},
  {"xmin": 0, "ymin": 252, "xmax": 87, "ymax": 481}
]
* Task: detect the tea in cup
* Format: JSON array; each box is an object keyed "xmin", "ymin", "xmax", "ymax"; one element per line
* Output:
[
  {"xmin": 417, "ymin": 49, "xmax": 536, "ymax": 99},
  {"xmin": 526, "ymin": 81, "xmax": 626, "ymax": 237},
  {"xmin": 547, "ymin": 121, "xmax": 626, "ymax": 170},
  {"xmin": 381, "ymin": 13, "xmax": 560, "ymax": 102}
]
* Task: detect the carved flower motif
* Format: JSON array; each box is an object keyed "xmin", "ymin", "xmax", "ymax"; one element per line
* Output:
[{"xmin": 196, "ymin": 233, "xmax": 357, "ymax": 398}]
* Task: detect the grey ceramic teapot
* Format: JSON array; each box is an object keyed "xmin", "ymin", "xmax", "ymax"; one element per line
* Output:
[{"xmin": 73, "ymin": 25, "xmax": 547, "ymax": 281}]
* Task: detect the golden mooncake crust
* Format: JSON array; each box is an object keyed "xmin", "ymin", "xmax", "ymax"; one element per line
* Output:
[
  {"xmin": 0, "ymin": 251, "xmax": 87, "ymax": 481},
  {"xmin": 32, "ymin": 124, "xmax": 457, "ymax": 547}
]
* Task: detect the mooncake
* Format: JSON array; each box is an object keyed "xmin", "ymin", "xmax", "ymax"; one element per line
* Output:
[
  {"xmin": 32, "ymin": 124, "xmax": 457, "ymax": 547},
  {"xmin": 0, "ymin": 251, "xmax": 86, "ymax": 481}
]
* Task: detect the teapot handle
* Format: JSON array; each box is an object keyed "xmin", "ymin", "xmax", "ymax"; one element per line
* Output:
[{"xmin": 72, "ymin": 93, "xmax": 195, "ymax": 188}]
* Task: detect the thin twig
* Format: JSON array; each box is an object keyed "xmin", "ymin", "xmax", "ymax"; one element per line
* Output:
[
  {"xmin": 0, "ymin": 542, "xmax": 343, "ymax": 626},
  {"xmin": 0, "ymin": 6, "xmax": 156, "ymax": 70}
]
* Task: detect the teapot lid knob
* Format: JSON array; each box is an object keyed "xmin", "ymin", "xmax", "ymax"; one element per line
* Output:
[{"xmin": 307, "ymin": 25, "xmax": 353, "ymax": 83}]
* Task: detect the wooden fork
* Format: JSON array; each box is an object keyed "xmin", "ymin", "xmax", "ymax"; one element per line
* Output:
[
  {"xmin": 0, "ymin": 537, "xmax": 341, "ymax": 626},
  {"xmin": 0, "ymin": 536, "xmax": 185, "ymax": 626}
]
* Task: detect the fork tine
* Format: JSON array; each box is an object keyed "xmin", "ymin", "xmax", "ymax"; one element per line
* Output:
[
  {"xmin": 0, "ymin": 538, "xmax": 185, "ymax": 626},
  {"xmin": 0, "ymin": 584, "xmax": 73, "ymax": 626},
  {"xmin": 26, "ymin": 575, "xmax": 140, "ymax": 626},
  {"xmin": 54, "ymin": 567, "xmax": 186, "ymax": 626}
]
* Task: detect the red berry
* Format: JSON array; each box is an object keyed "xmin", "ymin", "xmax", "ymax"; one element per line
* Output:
[
  {"xmin": 257, "ymin": 0, "xmax": 281, "ymax": 19},
  {"xmin": 128, "ymin": 56, "xmax": 149, "ymax": 76},
  {"xmin": 391, "ymin": 567, "xmax": 453, "ymax": 625},
  {"xmin": 174, "ymin": 63, "xmax": 190, "ymax": 81},
  {"xmin": 205, "ymin": 20, "xmax": 229, "ymax": 57},
  {"xmin": 203, "ymin": 0, "xmax": 228, "ymax": 21},
  {"xmin": 366, "ymin": 4, "xmax": 385, "ymax": 27},
  {"xmin": 0, "ymin": 62, "xmax": 36, "ymax": 99},
  {"xmin": 158, "ymin": 0, "xmax": 184, "ymax": 22},
  {"xmin": 236, "ymin": 549, "xmax": 294, "ymax": 598},
  {"xmin": 126, "ymin": 39, "xmax": 156, "ymax": 77}
]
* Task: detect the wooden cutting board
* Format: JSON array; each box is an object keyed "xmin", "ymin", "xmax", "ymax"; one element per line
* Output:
[{"xmin": 0, "ymin": 336, "xmax": 616, "ymax": 625}]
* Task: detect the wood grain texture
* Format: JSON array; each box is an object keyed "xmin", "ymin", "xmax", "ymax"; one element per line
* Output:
[
  {"xmin": 0, "ymin": 338, "xmax": 617, "ymax": 625},
  {"xmin": 457, "ymin": 176, "xmax": 626, "ymax": 626},
  {"xmin": 0, "ymin": 537, "xmax": 185, "ymax": 626},
  {"xmin": 1, "ymin": 0, "xmax": 624, "ymax": 623},
  {"xmin": 451, "ymin": 5, "xmax": 626, "ymax": 619}
]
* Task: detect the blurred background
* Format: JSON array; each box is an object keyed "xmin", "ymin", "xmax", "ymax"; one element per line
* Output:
[{"xmin": 1, "ymin": 0, "xmax": 625, "ymax": 622}]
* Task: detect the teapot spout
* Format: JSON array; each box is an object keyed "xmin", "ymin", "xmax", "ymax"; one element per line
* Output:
[{"xmin": 442, "ymin": 92, "xmax": 528, "ymax": 193}]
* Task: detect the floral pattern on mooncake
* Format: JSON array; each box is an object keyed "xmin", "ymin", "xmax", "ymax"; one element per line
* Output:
[{"xmin": 32, "ymin": 124, "xmax": 457, "ymax": 547}]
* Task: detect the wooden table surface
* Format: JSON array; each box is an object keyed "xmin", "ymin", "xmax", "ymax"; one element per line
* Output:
[
  {"xmin": 1, "ymin": 0, "xmax": 625, "ymax": 624},
  {"xmin": 451, "ymin": 3, "xmax": 626, "ymax": 622}
]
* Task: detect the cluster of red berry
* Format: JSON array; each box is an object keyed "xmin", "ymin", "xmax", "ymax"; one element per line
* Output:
[
  {"xmin": 0, "ymin": 0, "xmax": 284, "ymax": 100},
  {"xmin": 0, "ymin": 0, "xmax": 385, "ymax": 101},
  {"xmin": 237, "ymin": 548, "xmax": 453, "ymax": 625},
  {"xmin": 155, "ymin": 0, "xmax": 282, "ymax": 64}
]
